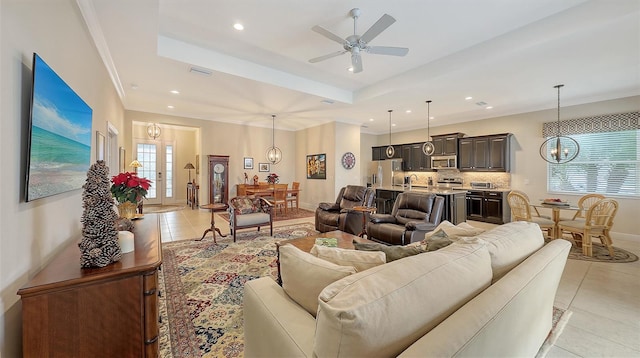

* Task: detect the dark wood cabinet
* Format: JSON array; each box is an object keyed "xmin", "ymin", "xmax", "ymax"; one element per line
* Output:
[
  {"xmin": 466, "ymin": 190, "xmax": 509, "ymax": 224},
  {"xmin": 459, "ymin": 134, "xmax": 511, "ymax": 172},
  {"xmin": 372, "ymin": 146, "xmax": 383, "ymax": 161},
  {"xmin": 372, "ymin": 145, "xmax": 402, "ymax": 160},
  {"xmin": 208, "ymin": 155, "xmax": 229, "ymax": 204},
  {"xmin": 431, "ymin": 133, "xmax": 464, "ymax": 156},
  {"xmin": 18, "ymin": 216, "xmax": 162, "ymax": 357},
  {"xmin": 401, "ymin": 143, "xmax": 431, "ymax": 171}
]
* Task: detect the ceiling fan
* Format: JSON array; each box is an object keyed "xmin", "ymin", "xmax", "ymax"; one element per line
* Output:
[{"xmin": 309, "ymin": 8, "xmax": 409, "ymax": 73}]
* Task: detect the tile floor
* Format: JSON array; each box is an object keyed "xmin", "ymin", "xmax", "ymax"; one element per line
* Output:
[{"xmin": 155, "ymin": 207, "xmax": 640, "ymax": 357}]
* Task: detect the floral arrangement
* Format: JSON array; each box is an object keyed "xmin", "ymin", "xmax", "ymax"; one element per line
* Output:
[
  {"xmin": 110, "ymin": 172, "xmax": 151, "ymax": 204},
  {"xmin": 266, "ymin": 173, "xmax": 279, "ymax": 184}
]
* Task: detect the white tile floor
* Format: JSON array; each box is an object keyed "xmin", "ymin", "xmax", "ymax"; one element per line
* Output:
[{"xmin": 156, "ymin": 207, "xmax": 640, "ymax": 357}]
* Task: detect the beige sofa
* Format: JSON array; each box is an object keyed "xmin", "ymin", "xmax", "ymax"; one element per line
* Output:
[{"xmin": 244, "ymin": 222, "xmax": 571, "ymax": 357}]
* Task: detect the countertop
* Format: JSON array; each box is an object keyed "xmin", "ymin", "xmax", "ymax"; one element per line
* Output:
[
  {"xmin": 373, "ymin": 185, "xmax": 468, "ymax": 195},
  {"xmin": 461, "ymin": 187, "xmax": 512, "ymax": 193}
]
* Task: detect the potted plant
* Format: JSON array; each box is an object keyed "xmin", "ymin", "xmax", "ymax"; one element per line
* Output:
[
  {"xmin": 266, "ymin": 173, "xmax": 279, "ymax": 185},
  {"xmin": 110, "ymin": 172, "xmax": 151, "ymax": 218}
]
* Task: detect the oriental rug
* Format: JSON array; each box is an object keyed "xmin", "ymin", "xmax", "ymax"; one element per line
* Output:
[
  {"xmin": 158, "ymin": 223, "xmax": 318, "ymax": 358},
  {"xmin": 546, "ymin": 239, "xmax": 638, "ymax": 263},
  {"xmin": 218, "ymin": 208, "xmax": 315, "ymax": 223},
  {"xmin": 158, "ymin": 222, "xmax": 571, "ymax": 357}
]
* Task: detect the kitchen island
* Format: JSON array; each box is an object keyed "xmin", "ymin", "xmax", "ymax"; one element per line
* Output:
[{"xmin": 373, "ymin": 185, "xmax": 467, "ymax": 225}]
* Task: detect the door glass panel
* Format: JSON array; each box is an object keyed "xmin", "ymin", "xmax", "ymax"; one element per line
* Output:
[
  {"xmin": 137, "ymin": 143, "xmax": 157, "ymax": 199},
  {"xmin": 165, "ymin": 145, "xmax": 173, "ymax": 198}
]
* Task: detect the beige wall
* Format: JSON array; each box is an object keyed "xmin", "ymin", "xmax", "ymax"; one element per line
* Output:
[
  {"xmin": 1, "ymin": 1, "xmax": 126, "ymax": 356},
  {"xmin": 295, "ymin": 122, "xmax": 336, "ymax": 208},
  {"xmin": 372, "ymin": 96, "xmax": 640, "ymax": 237}
]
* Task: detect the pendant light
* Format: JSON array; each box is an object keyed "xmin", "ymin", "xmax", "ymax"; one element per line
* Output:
[
  {"xmin": 266, "ymin": 114, "xmax": 282, "ymax": 164},
  {"xmin": 385, "ymin": 110, "xmax": 395, "ymax": 158},
  {"xmin": 539, "ymin": 84, "xmax": 579, "ymax": 164},
  {"xmin": 422, "ymin": 100, "xmax": 435, "ymax": 155},
  {"xmin": 146, "ymin": 123, "xmax": 161, "ymax": 139}
]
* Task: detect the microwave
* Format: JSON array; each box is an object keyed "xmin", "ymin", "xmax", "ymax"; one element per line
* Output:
[{"xmin": 431, "ymin": 155, "xmax": 457, "ymax": 169}]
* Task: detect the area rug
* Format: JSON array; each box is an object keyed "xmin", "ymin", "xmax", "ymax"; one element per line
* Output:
[
  {"xmin": 218, "ymin": 208, "xmax": 315, "ymax": 223},
  {"xmin": 536, "ymin": 307, "xmax": 573, "ymax": 357},
  {"xmin": 158, "ymin": 222, "xmax": 318, "ymax": 358},
  {"xmin": 546, "ymin": 239, "xmax": 638, "ymax": 263},
  {"xmin": 159, "ymin": 222, "xmax": 570, "ymax": 357},
  {"xmin": 144, "ymin": 205, "xmax": 186, "ymax": 214}
]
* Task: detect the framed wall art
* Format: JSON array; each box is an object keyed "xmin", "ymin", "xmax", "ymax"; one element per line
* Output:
[
  {"xmin": 258, "ymin": 163, "xmax": 270, "ymax": 172},
  {"xmin": 306, "ymin": 153, "xmax": 326, "ymax": 179},
  {"xmin": 96, "ymin": 131, "xmax": 106, "ymax": 161},
  {"xmin": 244, "ymin": 157, "xmax": 254, "ymax": 169}
]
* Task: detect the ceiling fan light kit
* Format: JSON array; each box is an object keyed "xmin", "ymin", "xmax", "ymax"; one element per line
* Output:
[{"xmin": 309, "ymin": 8, "xmax": 409, "ymax": 73}]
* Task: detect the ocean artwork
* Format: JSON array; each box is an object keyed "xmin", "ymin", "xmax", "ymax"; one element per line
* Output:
[{"xmin": 26, "ymin": 54, "xmax": 92, "ymax": 201}]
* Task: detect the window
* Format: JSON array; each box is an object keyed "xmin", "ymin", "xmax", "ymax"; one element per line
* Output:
[
  {"xmin": 547, "ymin": 130, "xmax": 639, "ymax": 197},
  {"xmin": 165, "ymin": 145, "xmax": 173, "ymax": 198}
]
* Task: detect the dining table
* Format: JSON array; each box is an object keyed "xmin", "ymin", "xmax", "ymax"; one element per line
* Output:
[{"xmin": 531, "ymin": 202, "xmax": 581, "ymax": 239}]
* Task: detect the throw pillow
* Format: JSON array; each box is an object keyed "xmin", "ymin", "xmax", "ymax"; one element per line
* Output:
[
  {"xmin": 353, "ymin": 241, "xmax": 425, "ymax": 262},
  {"xmin": 279, "ymin": 244, "xmax": 356, "ymax": 316},
  {"xmin": 232, "ymin": 197, "xmax": 258, "ymax": 215},
  {"xmin": 423, "ymin": 229, "xmax": 454, "ymax": 251},
  {"xmin": 424, "ymin": 221, "xmax": 486, "ymax": 241},
  {"xmin": 310, "ymin": 245, "xmax": 386, "ymax": 272}
]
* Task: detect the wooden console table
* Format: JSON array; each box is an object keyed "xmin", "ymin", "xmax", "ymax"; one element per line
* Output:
[
  {"xmin": 17, "ymin": 215, "xmax": 163, "ymax": 357},
  {"xmin": 187, "ymin": 182, "xmax": 199, "ymax": 209}
]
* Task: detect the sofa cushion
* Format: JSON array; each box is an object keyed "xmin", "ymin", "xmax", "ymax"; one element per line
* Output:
[
  {"xmin": 353, "ymin": 241, "xmax": 425, "ymax": 262},
  {"xmin": 310, "ymin": 245, "xmax": 386, "ymax": 272},
  {"xmin": 279, "ymin": 244, "xmax": 356, "ymax": 316},
  {"xmin": 231, "ymin": 197, "xmax": 258, "ymax": 215},
  {"xmin": 468, "ymin": 221, "xmax": 544, "ymax": 282},
  {"xmin": 235, "ymin": 212, "xmax": 270, "ymax": 226},
  {"xmin": 314, "ymin": 242, "xmax": 492, "ymax": 357}
]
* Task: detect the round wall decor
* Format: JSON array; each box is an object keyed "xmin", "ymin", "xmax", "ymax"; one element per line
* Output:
[{"xmin": 341, "ymin": 152, "xmax": 356, "ymax": 169}]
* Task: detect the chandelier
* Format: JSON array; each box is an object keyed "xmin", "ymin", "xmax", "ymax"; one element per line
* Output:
[
  {"xmin": 146, "ymin": 123, "xmax": 161, "ymax": 139},
  {"xmin": 422, "ymin": 100, "xmax": 435, "ymax": 155},
  {"xmin": 385, "ymin": 110, "xmax": 395, "ymax": 158},
  {"xmin": 539, "ymin": 84, "xmax": 579, "ymax": 164},
  {"xmin": 266, "ymin": 114, "xmax": 282, "ymax": 164}
]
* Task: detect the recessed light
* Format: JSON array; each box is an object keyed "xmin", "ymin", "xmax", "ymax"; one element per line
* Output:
[
  {"xmin": 233, "ymin": 23, "xmax": 244, "ymax": 31},
  {"xmin": 405, "ymin": 110, "xmax": 412, "ymax": 114},
  {"xmin": 429, "ymin": 116, "xmax": 435, "ymax": 120},
  {"xmin": 486, "ymin": 106, "xmax": 493, "ymax": 109},
  {"xmin": 392, "ymin": 123, "xmax": 396, "ymax": 127},
  {"xmin": 131, "ymin": 84, "xmax": 139, "ymax": 90},
  {"xmin": 465, "ymin": 96, "xmax": 473, "ymax": 100},
  {"xmin": 369, "ymin": 118, "xmax": 374, "ymax": 122},
  {"xmin": 170, "ymin": 90, "xmax": 180, "ymax": 94},
  {"xmin": 167, "ymin": 105, "xmax": 175, "ymax": 109},
  {"xmin": 348, "ymin": 67, "xmax": 354, "ymax": 72}
]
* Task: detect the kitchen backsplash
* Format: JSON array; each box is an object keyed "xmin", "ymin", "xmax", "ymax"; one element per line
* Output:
[{"xmin": 405, "ymin": 170, "xmax": 511, "ymax": 189}]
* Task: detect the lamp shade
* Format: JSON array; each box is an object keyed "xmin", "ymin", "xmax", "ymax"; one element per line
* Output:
[
  {"xmin": 184, "ymin": 162, "xmax": 195, "ymax": 170},
  {"xmin": 129, "ymin": 160, "xmax": 142, "ymax": 168}
]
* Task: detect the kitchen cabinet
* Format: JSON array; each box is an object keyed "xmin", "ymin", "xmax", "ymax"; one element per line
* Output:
[
  {"xmin": 402, "ymin": 143, "xmax": 431, "ymax": 171},
  {"xmin": 372, "ymin": 145, "xmax": 402, "ymax": 160},
  {"xmin": 466, "ymin": 190, "xmax": 510, "ymax": 224},
  {"xmin": 459, "ymin": 134, "xmax": 511, "ymax": 172},
  {"xmin": 375, "ymin": 188, "xmax": 466, "ymax": 224},
  {"xmin": 431, "ymin": 133, "xmax": 464, "ymax": 156}
]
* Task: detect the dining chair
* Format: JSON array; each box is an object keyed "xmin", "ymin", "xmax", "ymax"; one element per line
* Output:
[
  {"xmin": 510, "ymin": 190, "xmax": 550, "ymax": 219},
  {"xmin": 272, "ymin": 188, "xmax": 288, "ymax": 216},
  {"xmin": 287, "ymin": 181, "xmax": 300, "ymax": 212},
  {"xmin": 558, "ymin": 198, "xmax": 618, "ymax": 257},
  {"xmin": 572, "ymin": 193, "xmax": 605, "ymax": 220},
  {"xmin": 507, "ymin": 191, "xmax": 555, "ymax": 239}
]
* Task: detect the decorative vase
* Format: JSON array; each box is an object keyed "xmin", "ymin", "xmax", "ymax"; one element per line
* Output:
[{"xmin": 117, "ymin": 202, "xmax": 138, "ymax": 219}]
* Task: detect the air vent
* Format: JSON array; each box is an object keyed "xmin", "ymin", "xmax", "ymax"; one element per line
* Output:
[
  {"xmin": 189, "ymin": 66, "xmax": 212, "ymax": 76},
  {"xmin": 475, "ymin": 101, "xmax": 487, "ymax": 106}
]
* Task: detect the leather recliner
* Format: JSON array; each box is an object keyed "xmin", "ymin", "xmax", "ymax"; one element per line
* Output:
[
  {"xmin": 315, "ymin": 185, "xmax": 375, "ymax": 235},
  {"xmin": 367, "ymin": 192, "xmax": 444, "ymax": 245}
]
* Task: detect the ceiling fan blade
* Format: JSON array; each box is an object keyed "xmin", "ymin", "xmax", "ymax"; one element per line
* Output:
[
  {"xmin": 311, "ymin": 25, "xmax": 346, "ymax": 45},
  {"xmin": 309, "ymin": 50, "xmax": 347, "ymax": 63},
  {"xmin": 360, "ymin": 14, "xmax": 395, "ymax": 44},
  {"xmin": 367, "ymin": 46, "xmax": 409, "ymax": 56},
  {"xmin": 351, "ymin": 53, "xmax": 363, "ymax": 73}
]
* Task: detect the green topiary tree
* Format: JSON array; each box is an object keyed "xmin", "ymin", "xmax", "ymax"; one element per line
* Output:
[{"xmin": 79, "ymin": 160, "xmax": 122, "ymax": 267}]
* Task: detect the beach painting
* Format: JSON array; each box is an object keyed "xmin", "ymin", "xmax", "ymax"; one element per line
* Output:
[{"xmin": 26, "ymin": 54, "xmax": 92, "ymax": 201}]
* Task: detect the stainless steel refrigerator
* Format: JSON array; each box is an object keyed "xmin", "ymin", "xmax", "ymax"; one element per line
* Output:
[{"xmin": 369, "ymin": 159, "xmax": 404, "ymax": 187}]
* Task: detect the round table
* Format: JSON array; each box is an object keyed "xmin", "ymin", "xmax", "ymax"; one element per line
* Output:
[
  {"xmin": 197, "ymin": 203, "xmax": 228, "ymax": 243},
  {"xmin": 352, "ymin": 206, "xmax": 377, "ymax": 238}
]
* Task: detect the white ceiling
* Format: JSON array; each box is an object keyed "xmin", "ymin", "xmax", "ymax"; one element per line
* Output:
[{"xmin": 79, "ymin": 0, "xmax": 640, "ymax": 134}]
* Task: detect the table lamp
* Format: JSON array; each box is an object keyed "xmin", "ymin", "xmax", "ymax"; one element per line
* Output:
[
  {"xmin": 184, "ymin": 162, "xmax": 195, "ymax": 183},
  {"xmin": 129, "ymin": 160, "xmax": 142, "ymax": 173}
]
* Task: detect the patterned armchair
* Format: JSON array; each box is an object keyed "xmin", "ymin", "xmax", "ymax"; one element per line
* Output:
[
  {"xmin": 228, "ymin": 196, "xmax": 273, "ymax": 242},
  {"xmin": 315, "ymin": 185, "xmax": 375, "ymax": 235}
]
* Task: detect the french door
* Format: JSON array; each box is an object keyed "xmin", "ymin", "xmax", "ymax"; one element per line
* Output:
[{"xmin": 135, "ymin": 140, "xmax": 175, "ymax": 205}]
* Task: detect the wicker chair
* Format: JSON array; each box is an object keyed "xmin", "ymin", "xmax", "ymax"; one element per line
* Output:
[
  {"xmin": 558, "ymin": 198, "xmax": 618, "ymax": 257},
  {"xmin": 507, "ymin": 191, "xmax": 555, "ymax": 239}
]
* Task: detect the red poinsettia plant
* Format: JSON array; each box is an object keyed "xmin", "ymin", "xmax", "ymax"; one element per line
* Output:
[{"xmin": 110, "ymin": 172, "xmax": 152, "ymax": 204}]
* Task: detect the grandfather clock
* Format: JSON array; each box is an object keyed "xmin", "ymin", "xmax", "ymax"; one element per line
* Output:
[{"xmin": 208, "ymin": 155, "xmax": 229, "ymax": 204}]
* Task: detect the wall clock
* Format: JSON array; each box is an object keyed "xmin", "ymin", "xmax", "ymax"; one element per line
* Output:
[{"xmin": 341, "ymin": 152, "xmax": 356, "ymax": 169}]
